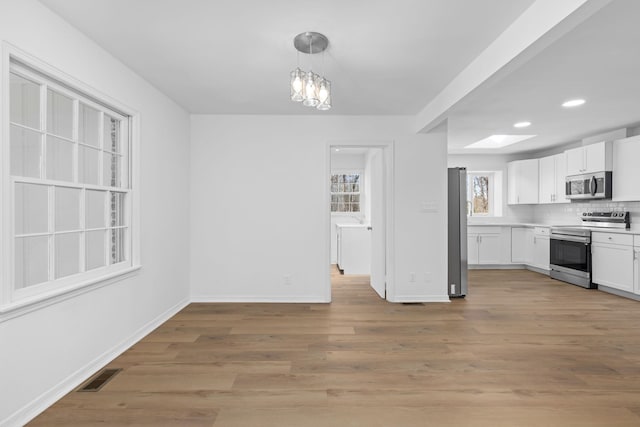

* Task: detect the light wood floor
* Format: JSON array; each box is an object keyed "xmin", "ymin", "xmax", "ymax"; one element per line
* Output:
[{"xmin": 30, "ymin": 268, "xmax": 640, "ymax": 426}]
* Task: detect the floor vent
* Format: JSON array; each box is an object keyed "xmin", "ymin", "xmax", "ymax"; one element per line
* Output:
[
  {"xmin": 402, "ymin": 302, "xmax": 424, "ymax": 305},
  {"xmin": 78, "ymin": 368, "xmax": 121, "ymax": 392}
]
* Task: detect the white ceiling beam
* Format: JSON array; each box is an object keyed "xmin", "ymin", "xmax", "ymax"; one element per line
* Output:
[{"xmin": 413, "ymin": 0, "xmax": 613, "ymax": 134}]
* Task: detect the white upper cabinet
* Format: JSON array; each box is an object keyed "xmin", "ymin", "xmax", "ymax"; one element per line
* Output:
[
  {"xmin": 538, "ymin": 153, "xmax": 567, "ymax": 204},
  {"xmin": 507, "ymin": 159, "xmax": 539, "ymax": 205},
  {"xmin": 565, "ymin": 146, "xmax": 584, "ymax": 176},
  {"xmin": 613, "ymin": 135, "xmax": 640, "ymax": 201},
  {"xmin": 565, "ymin": 141, "xmax": 612, "ymax": 176}
]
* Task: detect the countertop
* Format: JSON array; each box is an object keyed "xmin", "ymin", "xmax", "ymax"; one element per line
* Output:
[
  {"xmin": 468, "ymin": 221, "xmax": 640, "ymax": 235},
  {"xmin": 336, "ymin": 223, "xmax": 370, "ymax": 228}
]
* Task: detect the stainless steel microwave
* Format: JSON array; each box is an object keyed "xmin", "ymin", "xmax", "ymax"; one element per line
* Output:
[{"xmin": 565, "ymin": 171, "xmax": 612, "ymax": 200}]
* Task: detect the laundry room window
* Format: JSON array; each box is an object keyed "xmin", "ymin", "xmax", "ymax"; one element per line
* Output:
[
  {"xmin": 1, "ymin": 51, "xmax": 139, "ymax": 312},
  {"xmin": 330, "ymin": 173, "xmax": 361, "ymax": 213}
]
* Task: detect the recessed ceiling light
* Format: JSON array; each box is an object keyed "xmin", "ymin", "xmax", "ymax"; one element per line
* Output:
[
  {"xmin": 334, "ymin": 148, "xmax": 340, "ymax": 152},
  {"xmin": 465, "ymin": 134, "xmax": 536, "ymax": 149},
  {"xmin": 562, "ymin": 99, "xmax": 586, "ymax": 108},
  {"xmin": 513, "ymin": 121, "xmax": 531, "ymax": 128}
]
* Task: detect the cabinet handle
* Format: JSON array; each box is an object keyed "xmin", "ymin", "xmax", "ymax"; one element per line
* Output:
[
  {"xmin": 479, "ymin": 235, "xmax": 482, "ymax": 244},
  {"xmin": 534, "ymin": 236, "xmax": 537, "ymax": 244}
]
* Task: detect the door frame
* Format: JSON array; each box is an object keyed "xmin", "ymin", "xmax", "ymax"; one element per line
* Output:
[{"xmin": 324, "ymin": 140, "xmax": 395, "ymax": 302}]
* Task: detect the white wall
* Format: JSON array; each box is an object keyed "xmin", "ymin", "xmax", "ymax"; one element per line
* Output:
[
  {"xmin": 190, "ymin": 115, "xmax": 449, "ymax": 303},
  {"xmin": 0, "ymin": 1, "xmax": 191, "ymax": 425},
  {"xmin": 330, "ymin": 151, "xmax": 365, "ymax": 170}
]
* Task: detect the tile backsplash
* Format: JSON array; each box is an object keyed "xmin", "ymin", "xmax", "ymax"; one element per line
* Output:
[{"xmin": 533, "ymin": 201, "xmax": 640, "ymax": 228}]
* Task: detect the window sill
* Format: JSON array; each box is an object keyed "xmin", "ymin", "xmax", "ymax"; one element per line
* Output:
[{"xmin": 0, "ymin": 265, "xmax": 141, "ymax": 323}]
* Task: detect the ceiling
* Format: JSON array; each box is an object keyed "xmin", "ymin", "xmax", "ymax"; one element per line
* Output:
[
  {"xmin": 38, "ymin": 0, "xmax": 534, "ymax": 115},
  {"xmin": 37, "ymin": 1, "xmax": 639, "ymax": 155},
  {"xmin": 447, "ymin": 0, "xmax": 640, "ymax": 154}
]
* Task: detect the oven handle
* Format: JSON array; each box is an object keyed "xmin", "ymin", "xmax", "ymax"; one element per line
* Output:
[{"xmin": 551, "ymin": 235, "xmax": 590, "ymax": 244}]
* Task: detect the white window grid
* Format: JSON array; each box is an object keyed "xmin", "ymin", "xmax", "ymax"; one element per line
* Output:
[
  {"xmin": 6, "ymin": 61, "xmax": 132, "ymax": 303},
  {"xmin": 330, "ymin": 172, "xmax": 362, "ymax": 213}
]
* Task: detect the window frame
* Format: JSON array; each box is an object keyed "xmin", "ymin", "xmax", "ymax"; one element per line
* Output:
[
  {"xmin": 467, "ymin": 171, "xmax": 496, "ymax": 217},
  {"xmin": 330, "ymin": 169, "xmax": 363, "ymax": 215},
  {"xmin": 1, "ymin": 42, "xmax": 141, "ymax": 316}
]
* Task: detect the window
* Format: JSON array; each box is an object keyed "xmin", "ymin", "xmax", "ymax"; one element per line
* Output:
[
  {"xmin": 467, "ymin": 171, "xmax": 503, "ymax": 217},
  {"xmin": 330, "ymin": 173, "xmax": 361, "ymax": 213},
  {"xmin": 3, "ymin": 56, "xmax": 136, "ymax": 309}
]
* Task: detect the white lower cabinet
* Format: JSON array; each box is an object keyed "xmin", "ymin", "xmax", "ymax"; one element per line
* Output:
[
  {"xmin": 634, "ymin": 236, "xmax": 640, "ymax": 295},
  {"xmin": 511, "ymin": 227, "xmax": 533, "ymax": 264},
  {"xmin": 336, "ymin": 225, "xmax": 371, "ymax": 275},
  {"xmin": 511, "ymin": 226, "xmax": 549, "ymax": 270},
  {"xmin": 532, "ymin": 233, "xmax": 550, "ymax": 270},
  {"xmin": 468, "ymin": 227, "xmax": 504, "ymax": 265},
  {"xmin": 592, "ymin": 232, "xmax": 634, "ymax": 293}
]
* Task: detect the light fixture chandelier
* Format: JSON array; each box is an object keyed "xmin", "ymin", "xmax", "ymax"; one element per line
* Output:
[{"xmin": 290, "ymin": 32, "xmax": 331, "ymax": 111}]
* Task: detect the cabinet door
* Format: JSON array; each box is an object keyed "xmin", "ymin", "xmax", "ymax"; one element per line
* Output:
[
  {"xmin": 518, "ymin": 159, "xmax": 539, "ymax": 204},
  {"xmin": 533, "ymin": 236, "xmax": 550, "ymax": 270},
  {"xmin": 635, "ymin": 249, "xmax": 640, "ymax": 295},
  {"xmin": 613, "ymin": 136, "xmax": 640, "ymax": 201},
  {"xmin": 565, "ymin": 147, "xmax": 584, "ymax": 175},
  {"xmin": 554, "ymin": 152, "xmax": 568, "ymax": 203},
  {"xmin": 511, "ymin": 228, "xmax": 531, "ymax": 263},
  {"xmin": 584, "ymin": 142, "xmax": 606, "ymax": 173},
  {"xmin": 538, "ymin": 155, "xmax": 555, "ymax": 204},
  {"xmin": 340, "ymin": 227, "xmax": 371, "ymax": 275},
  {"xmin": 478, "ymin": 234, "xmax": 502, "ymax": 264},
  {"xmin": 507, "ymin": 159, "xmax": 539, "ymax": 204},
  {"xmin": 467, "ymin": 235, "xmax": 479, "ymax": 265},
  {"xmin": 336, "ymin": 228, "xmax": 342, "ymax": 268},
  {"xmin": 592, "ymin": 243, "xmax": 634, "ymax": 292},
  {"xmin": 507, "ymin": 162, "xmax": 518, "ymax": 205}
]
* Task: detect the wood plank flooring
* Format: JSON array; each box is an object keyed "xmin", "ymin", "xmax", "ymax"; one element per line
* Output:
[{"xmin": 30, "ymin": 268, "xmax": 640, "ymax": 426}]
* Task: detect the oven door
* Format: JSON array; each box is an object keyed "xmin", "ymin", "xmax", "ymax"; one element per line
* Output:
[{"xmin": 550, "ymin": 237, "xmax": 591, "ymax": 275}]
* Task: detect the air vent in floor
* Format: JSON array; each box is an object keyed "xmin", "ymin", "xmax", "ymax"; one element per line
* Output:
[{"xmin": 78, "ymin": 368, "xmax": 121, "ymax": 392}]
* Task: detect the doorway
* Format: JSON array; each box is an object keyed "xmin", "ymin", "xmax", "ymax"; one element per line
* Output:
[{"xmin": 327, "ymin": 142, "xmax": 393, "ymax": 302}]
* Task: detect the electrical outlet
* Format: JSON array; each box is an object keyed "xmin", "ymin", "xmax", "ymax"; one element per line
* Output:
[
  {"xmin": 409, "ymin": 272, "xmax": 416, "ymax": 282},
  {"xmin": 283, "ymin": 274, "xmax": 292, "ymax": 286}
]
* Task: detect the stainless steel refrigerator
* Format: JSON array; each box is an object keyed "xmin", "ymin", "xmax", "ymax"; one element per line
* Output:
[{"xmin": 448, "ymin": 167, "xmax": 468, "ymax": 297}]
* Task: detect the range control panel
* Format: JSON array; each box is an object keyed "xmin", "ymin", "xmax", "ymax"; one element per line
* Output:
[{"xmin": 581, "ymin": 211, "xmax": 630, "ymax": 228}]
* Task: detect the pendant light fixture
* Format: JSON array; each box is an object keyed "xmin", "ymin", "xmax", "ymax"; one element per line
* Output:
[{"xmin": 290, "ymin": 32, "xmax": 331, "ymax": 111}]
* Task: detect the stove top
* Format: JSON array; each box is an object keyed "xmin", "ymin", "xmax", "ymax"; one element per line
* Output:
[{"xmin": 551, "ymin": 211, "xmax": 630, "ymax": 236}]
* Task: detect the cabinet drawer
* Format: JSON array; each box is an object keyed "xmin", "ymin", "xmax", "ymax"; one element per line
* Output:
[
  {"xmin": 468, "ymin": 226, "xmax": 502, "ymax": 234},
  {"xmin": 534, "ymin": 227, "xmax": 550, "ymax": 236},
  {"xmin": 592, "ymin": 232, "xmax": 633, "ymax": 246}
]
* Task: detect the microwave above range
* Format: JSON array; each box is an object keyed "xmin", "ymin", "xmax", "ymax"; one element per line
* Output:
[{"xmin": 565, "ymin": 171, "xmax": 612, "ymax": 200}]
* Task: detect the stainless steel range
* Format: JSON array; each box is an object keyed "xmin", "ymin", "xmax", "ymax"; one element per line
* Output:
[{"xmin": 550, "ymin": 212, "xmax": 630, "ymax": 289}]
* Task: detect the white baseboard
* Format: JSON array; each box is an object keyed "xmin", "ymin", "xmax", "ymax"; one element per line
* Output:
[
  {"xmin": 469, "ymin": 264, "xmax": 525, "ymax": 270},
  {"xmin": 597, "ymin": 285, "xmax": 640, "ymax": 301},
  {"xmin": 525, "ymin": 265, "xmax": 551, "ymax": 275},
  {"xmin": 2, "ymin": 298, "xmax": 189, "ymax": 427},
  {"xmin": 191, "ymin": 295, "xmax": 329, "ymax": 303},
  {"xmin": 391, "ymin": 295, "xmax": 450, "ymax": 303}
]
